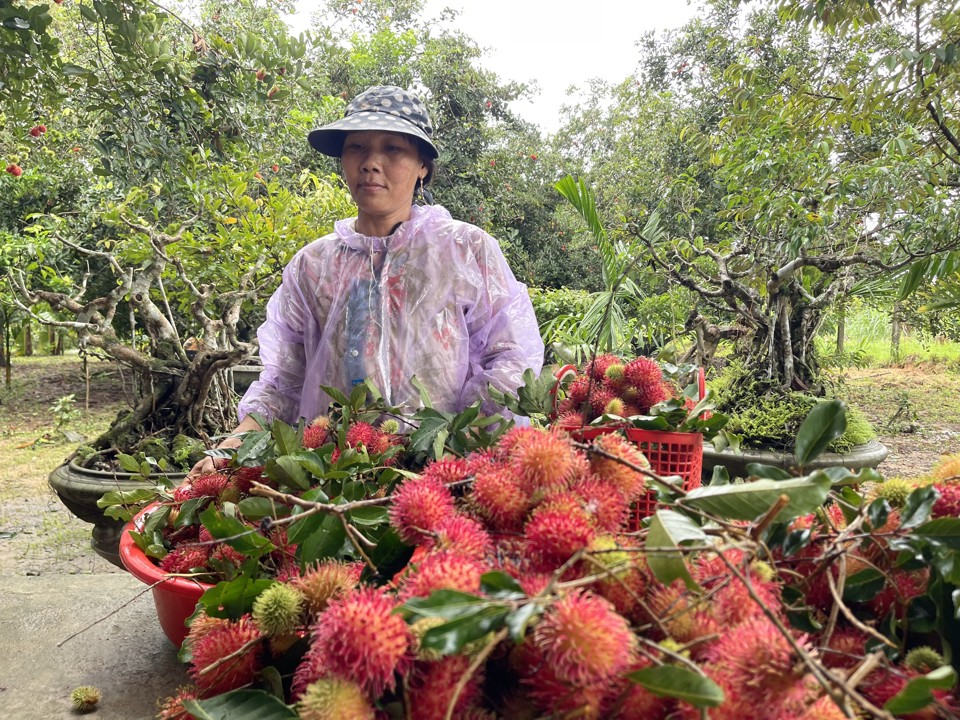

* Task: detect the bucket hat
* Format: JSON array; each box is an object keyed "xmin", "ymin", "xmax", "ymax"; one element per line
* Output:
[{"xmin": 308, "ymin": 86, "xmax": 439, "ymax": 159}]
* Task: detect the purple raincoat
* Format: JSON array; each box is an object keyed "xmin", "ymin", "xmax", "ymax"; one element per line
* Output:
[{"xmin": 238, "ymin": 203, "xmax": 544, "ymax": 425}]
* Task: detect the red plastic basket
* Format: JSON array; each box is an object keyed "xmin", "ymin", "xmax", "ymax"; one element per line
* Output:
[{"xmin": 625, "ymin": 427, "xmax": 703, "ymax": 526}]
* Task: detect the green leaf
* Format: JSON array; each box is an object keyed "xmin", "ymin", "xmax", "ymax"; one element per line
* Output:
[
  {"xmin": 681, "ymin": 474, "xmax": 832, "ymax": 522},
  {"xmin": 884, "ymin": 666, "xmax": 958, "ymax": 715},
  {"xmin": 407, "ymin": 413, "xmax": 451, "ymax": 454},
  {"xmin": 347, "ymin": 506, "xmax": 388, "ymax": 527},
  {"xmin": 420, "ymin": 606, "xmax": 509, "ymax": 655},
  {"xmin": 237, "ymin": 497, "xmax": 284, "ymax": 520},
  {"xmin": 298, "ymin": 513, "xmax": 348, "ymax": 564},
  {"xmin": 914, "ymin": 518, "xmax": 960, "ymax": 549},
  {"xmin": 117, "ymin": 453, "xmax": 142, "ymax": 473},
  {"xmin": 480, "ymin": 571, "xmax": 525, "ymax": 598},
  {"xmin": 265, "ymin": 455, "xmax": 309, "ymax": 490},
  {"xmin": 628, "ymin": 665, "xmax": 724, "ymax": 707},
  {"xmin": 646, "ymin": 510, "xmax": 705, "ymax": 591},
  {"xmin": 77, "ymin": 4, "xmax": 99, "ymax": 22},
  {"xmin": 184, "ymin": 689, "xmax": 297, "ymax": 720},
  {"xmin": 271, "ymin": 419, "xmax": 298, "ymax": 456},
  {"xmin": 199, "ymin": 506, "xmax": 274, "ymax": 557},
  {"xmin": 505, "ymin": 602, "xmax": 541, "ymax": 642},
  {"xmin": 96, "ymin": 487, "xmax": 157, "ymax": 509},
  {"xmin": 401, "ymin": 590, "xmax": 488, "ymax": 620},
  {"xmin": 901, "ymin": 486, "xmax": 937, "ymax": 529},
  {"xmin": 795, "ymin": 400, "xmax": 847, "ymax": 465},
  {"xmin": 198, "ymin": 577, "xmax": 276, "ymax": 619},
  {"xmin": 745, "ymin": 463, "xmax": 793, "ymax": 480}
]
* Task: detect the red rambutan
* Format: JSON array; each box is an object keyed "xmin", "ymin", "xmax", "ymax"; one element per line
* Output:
[
  {"xmin": 189, "ymin": 614, "xmax": 262, "ymax": 697},
  {"xmin": 425, "ymin": 515, "xmax": 492, "ymax": 558},
  {"xmin": 159, "ymin": 546, "xmax": 210, "ymax": 575},
  {"xmin": 302, "ymin": 424, "xmax": 330, "ymax": 450},
  {"xmin": 389, "ymin": 476, "xmax": 456, "ymax": 545},
  {"xmin": 572, "ymin": 475, "xmax": 630, "ymax": 532},
  {"xmin": 623, "ymin": 357, "xmax": 663, "ymax": 392},
  {"xmin": 932, "ymin": 483, "xmax": 960, "ymax": 519},
  {"xmin": 508, "ymin": 427, "xmax": 581, "ymax": 496},
  {"xmin": 585, "ymin": 354, "xmax": 623, "ymax": 381},
  {"xmin": 190, "ymin": 472, "xmax": 230, "ymax": 499},
  {"xmin": 398, "ymin": 550, "xmax": 484, "ymax": 600},
  {"xmin": 309, "ymin": 587, "xmax": 411, "ymax": 697},
  {"xmin": 817, "ymin": 626, "xmax": 868, "ymax": 669},
  {"xmin": 406, "ymin": 656, "xmax": 482, "ymax": 720},
  {"xmin": 419, "ymin": 456, "xmax": 471, "ymax": 485},
  {"xmin": 532, "ymin": 590, "xmax": 636, "ymax": 686},
  {"xmin": 589, "ymin": 434, "xmax": 649, "ymax": 501},
  {"xmin": 155, "ymin": 685, "xmax": 198, "ymax": 720},
  {"xmin": 345, "ymin": 421, "xmax": 380, "ymax": 451},
  {"xmin": 470, "ymin": 467, "xmax": 531, "ymax": 532},
  {"xmin": 525, "ymin": 501, "xmax": 597, "ymax": 571}
]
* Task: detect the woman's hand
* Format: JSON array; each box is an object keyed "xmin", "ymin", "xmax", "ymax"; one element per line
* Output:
[{"xmin": 185, "ymin": 416, "xmax": 264, "ymax": 480}]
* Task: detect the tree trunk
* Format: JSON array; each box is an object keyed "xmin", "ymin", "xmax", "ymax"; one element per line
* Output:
[
  {"xmin": 22, "ymin": 323, "xmax": 32, "ymax": 356},
  {"xmin": 836, "ymin": 308, "xmax": 845, "ymax": 355}
]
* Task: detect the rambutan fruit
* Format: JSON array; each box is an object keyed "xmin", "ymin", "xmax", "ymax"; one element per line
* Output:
[
  {"xmin": 303, "ymin": 416, "xmax": 333, "ymax": 449},
  {"xmin": 932, "ymin": 482, "xmax": 960, "ymax": 519},
  {"xmin": 566, "ymin": 375, "xmax": 594, "ymax": 407},
  {"xmin": 231, "ymin": 465, "xmax": 265, "ymax": 494},
  {"xmin": 817, "ymin": 626, "xmax": 867, "ymax": 670},
  {"xmin": 589, "ymin": 433, "xmax": 649, "ymax": 501},
  {"xmin": 603, "ymin": 397, "xmax": 627, "ymax": 417},
  {"xmin": 585, "ymin": 354, "xmax": 623, "ymax": 381},
  {"xmin": 646, "ymin": 580, "xmax": 720, "ymax": 649},
  {"xmin": 604, "ymin": 362, "xmax": 627, "ymax": 386},
  {"xmin": 190, "ymin": 472, "xmax": 230, "ymax": 499},
  {"xmin": 623, "ymin": 357, "xmax": 663, "ymax": 392},
  {"xmin": 398, "ymin": 550, "xmax": 484, "ymax": 600},
  {"xmin": 701, "ymin": 617, "xmax": 810, "ymax": 716},
  {"xmin": 379, "ymin": 418, "xmax": 400, "ymax": 435},
  {"xmin": 797, "ymin": 694, "xmax": 849, "ymax": 720},
  {"xmin": 635, "ymin": 381, "xmax": 675, "ymax": 414},
  {"xmin": 345, "ymin": 421, "xmax": 380, "ymax": 451},
  {"xmin": 309, "ymin": 587, "xmax": 411, "ymax": 697},
  {"xmin": 470, "ymin": 466, "xmax": 531, "ymax": 532},
  {"xmin": 156, "ymin": 685, "xmax": 198, "ymax": 720},
  {"xmin": 159, "ymin": 546, "xmax": 210, "ymax": 575},
  {"xmin": 407, "ymin": 656, "xmax": 482, "ymax": 720},
  {"xmin": 588, "ymin": 386, "xmax": 619, "ymax": 416},
  {"xmin": 572, "ymin": 475, "xmax": 630, "ymax": 532},
  {"xmin": 209, "ymin": 542, "xmax": 247, "ymax": 569},
  {"xmin": 868, "ymin": 478, "xmax": 914, "ymax": 508},
  {"xmin": 425, "ymin": 515, "xmax": 492, "ymax": 558},
  {"xmin": 525, "ymin": 501, "xmax": 597, "ymax": 571},
  {"xmin": 293, "ymin": 561, "xmax": 363, "ymax": 618},
  {"xmin": 508, "ymin": 427, "xmax": 581, "ymax": 496},
  {"xmin": 296, "ymin": 678, "xmax": 375, "ymax": 720},
  {"xmin": 932, "ymin": 452, "xmax": 960, "ymax": 482},
  {"xmin": 388, "ymin": 475, "xmax": 456, "ymax": 545},
  {"xmin": 409, "ymin": 616, "xmax": 447, "ymax": 661},
  {"xmin": 71, "ymin": 686, "xmax": 101, "ymax": 712},
  {"xmin": 419, "ymin": 456, "xmax": 471, "ymax": 485},
  {"xmin": 517, "ymin": 571, "xmax": 553, "ymax": 597},
  {"xmin": 189, "ymin": 614, "xmax": 262, "ymax": 697},
  {"xmin": 172, "ymin": 482, "xmax": 194, "ymax": 502},
  {"xmin": 606, "ymin": 660, "xmax": 673, "ymax": 719},
  {"xmin": 533, "ymin": 590, "xmax": 636, "ymax": 686},
  {"xmin": 554, "ymin": 408, "xmax": 588, "ymax": 429},
  {"xmin": 904, "ymin": 646, "xmax": 946, "ymax": 674},
  {"xmin": 252, "ymin": 582, "xmax": 305, "ymax": 636},
  {"xmin": 866, "ymin": 566, "xmax": 929, "ymax": 619}
]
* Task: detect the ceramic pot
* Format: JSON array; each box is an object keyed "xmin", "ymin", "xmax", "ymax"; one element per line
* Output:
[
  {"xmin": 48, "ymin": 460, "xmax": 184, "ymax": 568},
  {"xmin": 701, "ymin": 438, "xmax": 889, "ymax": 480},
  {"xmin": 119, "ymin": 503, "xmax": 212, "ymax": 648}
]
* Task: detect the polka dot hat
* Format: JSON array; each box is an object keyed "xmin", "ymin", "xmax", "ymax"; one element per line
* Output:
[{"xmin": 308, "ymin": 86, "xmax": 438, "ymax": 158}]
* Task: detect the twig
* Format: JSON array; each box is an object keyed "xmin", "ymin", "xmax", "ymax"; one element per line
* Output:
[
  {"xmin": 444, "ymin": 627, "xmax": 509, "ymax": 720},
  {"xmin": 57, "ymin": 582, "xmax": 156, "ymax": 647}
]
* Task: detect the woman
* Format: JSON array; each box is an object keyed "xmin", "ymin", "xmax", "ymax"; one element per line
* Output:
[{"xmin": 191, "ymin": 86, "xmax": 543, "ymax": 473}]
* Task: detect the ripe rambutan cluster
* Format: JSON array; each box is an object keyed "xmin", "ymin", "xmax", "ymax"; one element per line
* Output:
[{"xmin": 554, "ymin": 354, "xmax": 677, "ymax": 426}]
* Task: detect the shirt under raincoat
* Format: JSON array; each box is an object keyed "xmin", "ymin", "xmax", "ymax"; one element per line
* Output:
[{"xmin": 238, "ymin": 203, "xmax": 545, "ymax": 426}]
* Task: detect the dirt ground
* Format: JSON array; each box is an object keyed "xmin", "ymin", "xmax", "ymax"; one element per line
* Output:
[{"xmin": 1, "ymin": 356, "xmax": 958, "ymax": 577}]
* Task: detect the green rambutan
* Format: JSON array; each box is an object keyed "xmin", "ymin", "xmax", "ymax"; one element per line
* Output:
[
  {"xmin": 399, "ymin": 550, "xmax": 484, "ymax": 600},
  {"xmin": 409, "ymin": 616, "xmax": 448, "ymax": 661},
  {"xmin": 588, "ymin": 386, "xmax": 619, "ymax": 416},
  {"xmin": 309, "ymin": 587, "xmax": 411, "ymax": 697},
  {"xmin": 70, "ymin": 686, "xmax": 101, "ymax": 713},
  {"xmin": 189, "ymin": 614, "xmax": 262, "ymax": 697},
  {"xmin": 604, "ymin": 362, "xmax": 626, "ymax": 385},
  {"xmin": 388, "ymin": 476, "xmax": 456, "ymax": 544},
  {"xmin": 603, "ymin": 397, "xmax": 627, "ymax": 417},
  {"xmin": 932, "ymin": 452, "xmax": 960, "ymax": 481},
  {"xmin": 589, "ymin": 434, "xmax": 649, "ymax": 501},
  {"xmin": 508, "ymin": 427, "xmax": 581, "ymax": 496},
  {"xmin": 870, "ymin": 477, "xmax": 914, "ymax": 507},
  {"xmin": 252, "ymin": 582, "xmax": 305, "ymax": 636},
  {"xmin": 533, "ymin": 590, "xmax": 636, "ymax": 686},
  {"xmin": 379, "ymin": 418, "xmax": 400, "ymax": 435},
  {"xmin": 904, "ymin": 646, "xmax": 946, "ymax": 674},
  {"xmin": 470, "ymin": 466, "xmax": 531, "ymax": 532},
  {"xmin": 296, "ymin": 677, "xmax": 375, "ymax": 720},
  {"xmin": 293, "ymin": 561, "xmax": 363, "ymax": 618}
]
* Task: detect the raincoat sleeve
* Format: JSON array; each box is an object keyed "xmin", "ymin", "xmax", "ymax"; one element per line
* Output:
[
  {"xmin": 236, "ymin": 252, "xmax": 313, "ymax": 425},
  {"xmin": 458, "ymin": 230, "xmax": 544, "ymax": 418}
]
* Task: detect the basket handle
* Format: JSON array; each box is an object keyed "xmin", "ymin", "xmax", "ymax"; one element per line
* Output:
[{"xmin": 550, "ymin": 364, "xmax": 578, "ymax": 416}]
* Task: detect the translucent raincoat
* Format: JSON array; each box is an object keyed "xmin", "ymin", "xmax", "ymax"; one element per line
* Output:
[{"xmin": 238, "ymin": 203, "xmax": 545, "ymax": 425}]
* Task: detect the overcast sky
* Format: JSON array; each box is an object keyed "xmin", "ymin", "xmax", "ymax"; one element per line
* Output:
[{"xmin": 422, "ymin": 0, "xmax": 702, "ymax": 131}]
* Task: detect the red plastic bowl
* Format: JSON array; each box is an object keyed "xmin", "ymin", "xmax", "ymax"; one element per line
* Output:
[{"xmin": 119, "ymin": 503, "xmax": 212, "ymax": 648}]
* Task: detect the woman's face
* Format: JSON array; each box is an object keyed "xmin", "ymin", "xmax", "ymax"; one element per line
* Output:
[{"xmin": 341, "ymin": 130, "xmax": 426, "ymax": 236}]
